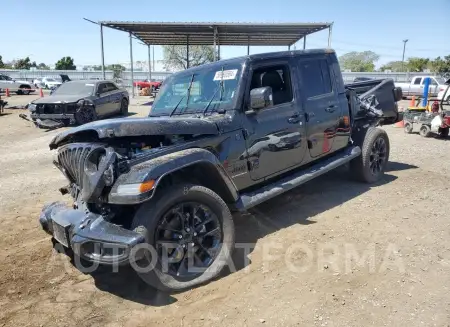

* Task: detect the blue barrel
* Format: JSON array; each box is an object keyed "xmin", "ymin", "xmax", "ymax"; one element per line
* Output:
[{"xmin": 422, "ymin": 77, "xmax": 430, "ymax": 107}]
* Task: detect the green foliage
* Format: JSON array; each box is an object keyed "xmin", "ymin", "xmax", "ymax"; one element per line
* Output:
[
  {"xmin": 162, "ymin": 45, "xmax": 216, "ymax": 70},
  {"xmin": 14, "ymin": 57, "xmax": 37, "ymax": 70},
  {"xmin": 429, "ymin": 55, "xmax": 450, "ymax": 74},
  {"xmin": 37, "ymin": 63, "xmax": 50, "ymax": 70},
  {"xmin": 379, "ymin": 61, "xmax": 405, "ymax": 72},
  {"xmin": 55, "ymin": 57, "xmax": 76, "ymax": 70},
  {"xmin": 338, "ymin": 51, "xmax": 380, "ymax": 72},
  {"xmin": 0, "ymin": 55, "xmax": 4, "ymax": 68},
  {"xmin": 406, "ymin": 57, "xmax": 430, "ymax": 72}
]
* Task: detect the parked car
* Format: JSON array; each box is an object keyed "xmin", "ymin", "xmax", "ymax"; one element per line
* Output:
[
  {"xmin": 437, "ymin": 78, "xmax": 450, "ymax": 103},
  {"xmin": 33, "ymin": 78, "xmax": 43, "ymax": 88},
  {"xmin": 28, "ymin": 80, "xmax": 129, "ymax": 126},
  {"xmin": 38, "ymin": 49, "xmax": 402, "ymax": 292},
  {"xmin": 395, "ymin": 76, "xmax": 448, "ymax": 98},
  {"xmin": 41, "ymin": 77, "xmax": 62, "ymax": 89},
  {"xmin": 133, "ymin": 79, "xmax": 162, "ymax": 91},
  {"xmin": 0, "ymin": 74, "xmax": 35, "ymax": 95}
]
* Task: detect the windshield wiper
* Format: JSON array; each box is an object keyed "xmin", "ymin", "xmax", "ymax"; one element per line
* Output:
[
  {"xmin": 203, "ymin": 66, "xmax": 225, "ymax": 116},
  {"xmin": 169, "ymin": 74, "xmax": 195, "ymax": 117}
]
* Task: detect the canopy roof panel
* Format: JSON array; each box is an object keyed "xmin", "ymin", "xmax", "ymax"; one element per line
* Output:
[{"xmin": 100, "ymin": 21, "xmax": 332, "ymax": 46}]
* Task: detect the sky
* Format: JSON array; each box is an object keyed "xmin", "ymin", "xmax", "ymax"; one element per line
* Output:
[{"xmin": 3, "ymin": 0, "xmax": 450, "ymax": 70}]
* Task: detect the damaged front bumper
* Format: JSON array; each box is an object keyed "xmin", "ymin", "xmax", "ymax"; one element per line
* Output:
[{"xmin": 39, "ymin": 202, "xmax": 146, "ymax": 265}]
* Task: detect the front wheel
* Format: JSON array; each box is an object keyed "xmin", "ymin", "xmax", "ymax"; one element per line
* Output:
[
  {"xmin": 74, "ymin": 105, "xmax": 97, "ymax": 125},
  {"xmin": 404, "ymin": 122, "xmax": 413, "ymax": 134},
  {"xmin": 131, "ymin": 183, "xmax": 235, "ymax": 292},
  {"xmin": 350, "ymin": 127, "xmax": 390, "ymax": 183}
]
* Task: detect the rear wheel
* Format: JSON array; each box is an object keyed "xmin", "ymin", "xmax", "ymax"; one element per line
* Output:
[
  {"xmin": 130, "ymin": 183, "xmax": 235, "ymax": 292},
  {"xmin": 350, "ymin": 127, "xmax": 390, "ymax": 183},
  {"xmin": 120, "ymin": 98, "xmax": 128, "ymax": 116}
]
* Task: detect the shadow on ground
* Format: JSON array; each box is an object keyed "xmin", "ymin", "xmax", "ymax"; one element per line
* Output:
[{"xmin": 73, "ymin": 161, "xmax": 417, "ymax": 305}]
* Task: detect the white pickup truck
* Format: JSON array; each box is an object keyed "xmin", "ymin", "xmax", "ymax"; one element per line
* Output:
[
  {"xmin": 0, "ymin": 74, "xmax": 35, "ymax": 95},
  {"xmin": 395, "ymin": 76, "xmax": 448, "ymax": 98}
]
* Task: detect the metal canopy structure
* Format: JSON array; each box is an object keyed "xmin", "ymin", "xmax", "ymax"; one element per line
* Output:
[
  {"xmin": 86, "ymin": 20, "xmax": 334, "ymax": 97},
  {"xmin": 99, "ymin": 21, "xmax": 332, "ymax": 46}
]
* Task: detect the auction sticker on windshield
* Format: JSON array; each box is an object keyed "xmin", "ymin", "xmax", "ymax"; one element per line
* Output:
[{"xmin": 214, "ymin": 69, "xmax": 238, "ymax": 81}]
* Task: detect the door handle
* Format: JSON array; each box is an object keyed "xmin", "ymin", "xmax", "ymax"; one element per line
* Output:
[
  {"xmin": 288, "ymin": 112, "xmax": 301, "ymax": 124},
  {"xmin": 325, "ymin": 105, "xmax": 336, "ymax": 113}
]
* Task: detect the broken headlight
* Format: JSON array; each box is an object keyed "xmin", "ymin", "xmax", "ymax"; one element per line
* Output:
[{"xmin": 28, "ymin": 103, "xmax": 37, "ymax": 112}]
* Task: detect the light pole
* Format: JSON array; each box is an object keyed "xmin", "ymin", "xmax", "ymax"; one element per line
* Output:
[{"xmin": 402, "ymin": 39, "xmax": 409, "ymax": 72}]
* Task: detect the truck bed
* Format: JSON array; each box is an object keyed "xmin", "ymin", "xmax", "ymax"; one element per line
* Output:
[{"xmin": 346, "ymin": 78, "xmax": 401, "ymax": 124}]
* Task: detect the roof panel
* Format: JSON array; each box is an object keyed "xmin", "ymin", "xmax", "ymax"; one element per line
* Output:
[{"xmin": 100, "ymin": 21, "xmax": 332, "ymax": 46}]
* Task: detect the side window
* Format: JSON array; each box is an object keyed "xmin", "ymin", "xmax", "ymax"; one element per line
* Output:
[
  {"xmin": 413, "ymin": 77, "xmax": 422, "ymax": 85},
  {"xmin": 106, "ymin": 82, "xmax": 118, "ymax": 91},
  {"xmin": 429, "ymin": 78, "xmax": 437, "ymax": 85},
  {"xmin": 97, "ymin": 83, "xmax": 107, "ymax": 94},
  {"xmin": 299, "ymin": 59, "xmax": 333, "ymax": 98},
  {"xmin": 250, "ymin": 65, "xmax": 293, "ymax": 106}
]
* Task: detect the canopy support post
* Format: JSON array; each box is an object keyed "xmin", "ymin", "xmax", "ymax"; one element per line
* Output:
[{"xmin": 129, "ymin": 32, "xmax": 134, "ymax": 97}]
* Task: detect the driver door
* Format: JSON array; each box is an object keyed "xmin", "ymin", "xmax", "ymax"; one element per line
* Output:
[
  {"xmin": 243, "ymin": 60, "xmax": 307, "ymax": 181},
  {"xmin": 94, "ymin": 83, "xmax": 111, "ymax": 116}
]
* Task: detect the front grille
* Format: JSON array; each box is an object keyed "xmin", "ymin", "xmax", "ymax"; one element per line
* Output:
[
  {"xmin": 37, "ymin": 103, "xmax": 76, "ymax": 114},
  {"xmin": 57, "ymin": 144, "xmax": 95, "ymax": 187}
]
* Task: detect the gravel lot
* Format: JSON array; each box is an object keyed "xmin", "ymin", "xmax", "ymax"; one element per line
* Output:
[{"xmin": 1, "ymin": 94, "xmax": 450, "ymax": 327}]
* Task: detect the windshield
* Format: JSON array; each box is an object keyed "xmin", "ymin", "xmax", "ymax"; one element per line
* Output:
[
  {"xmin": 150, "ymin": 63, "xmax": 243, "ymax": 116},
  {"xmin": 52, "ymin": 82, "xmax": 94, "ymax": 96},
  {"xmin": 435, "ymin": 77, "xmax": 448, "ymax": 84}
]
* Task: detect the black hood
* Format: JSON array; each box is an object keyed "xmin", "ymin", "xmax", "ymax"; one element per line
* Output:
[{"xmin": 49, "ymin": 116, "xmax": 220, "ymax": 149}]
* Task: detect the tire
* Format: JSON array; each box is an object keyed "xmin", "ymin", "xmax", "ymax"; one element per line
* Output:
[
  {"xmin": 438, "ymin": 127, "xmax": 449, "ymax": 138},
  {"xmin": 350, "ymin": 127, "xmax": 390, "ymax": 183},
  {"xmin": 404, "ymin": 122, "xmax": 413, "ymax": 134},
  {"xmin": 130, "ymin": 183, "xmax": 235, "ymax": 292},
  {"xmin": 16, "ymin": 90, "xmax": 23, "ymax": 95},
  {"xmin": 74, "ymin": 106, "xmax": 97, "ymax": 125},
  {"xmin": 419, "ymin": 125, "xmax": 431, "ymax": 137},
  {"xmin": 120, "ymin": 98, "xmax": 128, "ymax": 116}
]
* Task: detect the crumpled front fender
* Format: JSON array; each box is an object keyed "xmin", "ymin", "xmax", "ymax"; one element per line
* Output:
[{"xmin": 108, "ymin": 148, "xmax": 239, "ymax": 205}]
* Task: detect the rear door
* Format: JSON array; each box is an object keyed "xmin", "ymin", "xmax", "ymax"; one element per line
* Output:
[
  {"xmin": 411, "ymin": 77, "xmax": 422, "ymax": 96},
  {"xmin": 297, "ymin": 56, "xmax": 342, "ymax": 158}
]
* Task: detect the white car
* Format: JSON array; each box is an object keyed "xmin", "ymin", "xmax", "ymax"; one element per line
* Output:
[
  {"xmin": 33, "ymin": 78, "xmax": 43, "ymax": 88},
  {"xmin": 437, "ymin": 79, "xmax": 450, "ymax": 103},
  {"xmin": 0, "ymin": 74, "xmax": 35, "ymax": 95},
  {"xmin": 41, "ymin": 77, "xmax": 62, "ymax": 89}
]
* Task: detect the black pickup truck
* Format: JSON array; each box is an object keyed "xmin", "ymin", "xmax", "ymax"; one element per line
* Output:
[{"xmin": 39, "ymin": 49, "xmax": 402, "ymax": 292}]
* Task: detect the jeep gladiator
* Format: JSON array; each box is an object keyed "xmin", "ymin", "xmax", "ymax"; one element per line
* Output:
[{"xmin": 39, "ymin": 49, "xmax": 402, "ymax": 291}]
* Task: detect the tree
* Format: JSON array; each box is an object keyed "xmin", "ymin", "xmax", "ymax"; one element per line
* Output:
[
  {"xmin": 406, "ymin": 57, "xmax": 430, "ymax": 72},
  {"xmin": 429, "ymin": 55, "xmax": 450, "ymax": 74},
  {"xmin": 0, "ymin": 55, "xmax": 4, "ymax": 68},
  {"xmin": 379, "ymin": 61, "xmax": 405, "ymax": 72},
  {"xmin": 37, "ymin": 63, "xmax": 50, "ymax": 70},
  {"xmin": 14, "ymin": 57, "xmax": 36, "ymax": 70},
  {"xmin": 55, "ymin": 56, "xmax": 76, "ymax": 70},
  {"xmin": 338, "ymin": 51, "xmax": 380, "ymax": 72},
  {"xmin": 162, "ymin": 45, "xmax": 215, "ymax": 71},
  {"xmin": 106, "ymin": 64, "xmax": 126, "ymax": 78}
]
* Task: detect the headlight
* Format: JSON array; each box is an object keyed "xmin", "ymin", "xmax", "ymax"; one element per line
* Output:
[{"xmin": 28, "ymin": 103, "xmax": 37, "ymax": 112}]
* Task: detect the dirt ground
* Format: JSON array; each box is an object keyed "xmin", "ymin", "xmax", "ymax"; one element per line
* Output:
[{"xmin": 1, "ymin": 94, "xmax": 449, "ymax": 327}]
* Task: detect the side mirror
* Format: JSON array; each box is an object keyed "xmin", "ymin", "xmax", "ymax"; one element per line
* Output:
[{"xmin": 249, "ymin": 86, "xmax": 273, "ymax": 111}]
